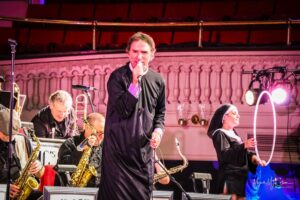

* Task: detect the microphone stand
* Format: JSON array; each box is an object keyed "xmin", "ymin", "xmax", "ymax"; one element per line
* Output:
[
  {"xmin": 83, "ymin": 89, "xmax": 95, "ymax": 112},
  {"xmin": 6, "ymin": 39, "xmax": 17, "ymax": 200},
  {"xmin": 155, "ymin": 161, "xmax": 192, "ymax": 200}
]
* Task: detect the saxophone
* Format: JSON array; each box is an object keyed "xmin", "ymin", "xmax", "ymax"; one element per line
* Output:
[
  {"xmin": 13, "ymin": 132, "xmax": 40, "ymax": 200},
  {"xmin": 154, "ymin": 138, "xmax": 188, "ymax": 184},
  {"xmin": 71, "ymin": 145, "xmax": 97, "ymax": 187},
  {"xmin": 71, "ymin": 121, "xmax": 97, "ymax": 187}
]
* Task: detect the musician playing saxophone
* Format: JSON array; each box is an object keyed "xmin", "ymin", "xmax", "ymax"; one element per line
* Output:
[
  {"xmin": 0, "ymin": 104, "xmax": 43, "ymax": 199},
  {"xmin": 55, "ymin": 112, "xmax": 105, "ymax": 187}
]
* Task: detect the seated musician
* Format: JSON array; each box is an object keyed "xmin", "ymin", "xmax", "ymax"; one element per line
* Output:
[
  {"xmin": 54, "ymin": 112, "xmax": 105, "ymax": 187},
  {"xmin": 0, "ymin": 103, "xmax": 43, "ymax": 199},
  {"xmin": 31, "ymin": 90, "xmax": 74, "ymax": 139}
]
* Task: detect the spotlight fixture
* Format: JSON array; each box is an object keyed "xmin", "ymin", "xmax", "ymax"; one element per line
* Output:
[
  {"xmin": 243, "ymin": 66, "xmax": 299, "ymax": 106},
  {"xmin": 271, "ymin": 87, "xmax": 288, "ymax": 104},
  {"xmin": 245, "ymin": 89, "xmax": 261, "ymax": 106},
  {"xmin": 245, "ymin": 88, "xmax": 269, "ymax": 106},
  {"xmin": 270, "ymin": 82, "xmax": 292, "ymax": 105},
  {"xmin": 244, "ymin": 79, "xmax": 268, "ymax": 106}
]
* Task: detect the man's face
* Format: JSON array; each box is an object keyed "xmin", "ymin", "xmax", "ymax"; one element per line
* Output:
[
  {"xmin": 128, "ymin": 40, "xmax": 154, "ymax": 69},
  {"xmin": 85, "ymin": 120, "xmax": 104, "ymax": 146},
  {"xmin": 50, "ymin": 101, "xmax": 69, "ymax": 122}
]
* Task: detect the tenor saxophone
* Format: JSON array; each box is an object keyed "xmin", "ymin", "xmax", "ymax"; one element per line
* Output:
[
  {"xmin": 13, "ymin": 132, "xmax": 40, "ymax": 200},
  {"xmin": 154, "ymin": 138, "xmax": 188, "ymax": 184},
  {"xmin": 71, "ymin": 142, "xmax": 97, "ymax": 187}
]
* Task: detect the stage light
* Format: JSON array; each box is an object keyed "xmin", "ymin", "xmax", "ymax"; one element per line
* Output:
[
  {"xmin": 245, "ymin": 88, "xmax": 269, "ymax": 106},
  {"xmin": 243, "ymin": 66, "xmax": 299, "ymax": 107},
  {"xmin": 245, "ymin": 89, "xmax": 260, "ymax": 106},
  {"xmin": 271, "ymin": 87, "xmax": 288, "ymax": 105}
]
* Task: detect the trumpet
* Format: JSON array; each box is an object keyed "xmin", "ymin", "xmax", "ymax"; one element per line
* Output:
[{"xmin": 74, "ymin": 94, "xmax": 88, "ymax": 131}]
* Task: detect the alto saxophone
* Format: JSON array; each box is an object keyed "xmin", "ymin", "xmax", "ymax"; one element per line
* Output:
[
  {"xmin": 71, "ymin": 122, "xmax": 97, "ymax": 187},
  {"xmin": 13, "ymin": 132, "xmax": 40, "ymax": 200},
  {"xmin": 154, "ymin": 138, "xmax": 188, "ymax": 184}
]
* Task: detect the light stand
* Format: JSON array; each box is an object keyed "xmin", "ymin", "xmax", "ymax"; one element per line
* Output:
[
  {"xmin": 6, "ymin": 38, "xmax": 17, "ymax": 200},
  {"xmin": 83, "ymin": 89, "xmax": 95, "ymax": 112},
  {"xmin": 155, "ymin": 160, "xmax": 192, "ymax": 200}
]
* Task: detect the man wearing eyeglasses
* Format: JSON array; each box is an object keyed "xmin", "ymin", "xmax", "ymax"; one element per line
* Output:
[
  {"xmin": 31, "ymin": 90, "xmax": 75, "ymax": 138},
  {"xmin": 53, "ymin": 112, "xmax": 105, "ymax": 187}
]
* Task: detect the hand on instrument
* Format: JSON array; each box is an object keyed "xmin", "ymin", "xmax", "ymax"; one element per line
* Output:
[
  {"xmin": 29, "ymin": 160, "xmax": 45, "ymax": 178},
  {"xmin": 244, "ymin": 138, "xmax": 256, "ymax": 149},
  {"xmin": 9, "ymin": 184, "xmax": 20, "ymax": 198},
  {"xmin": 150, "ymin": 131, "xmax": 162, "ymax": 149}
]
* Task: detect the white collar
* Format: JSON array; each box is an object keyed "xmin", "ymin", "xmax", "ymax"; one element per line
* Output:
[
  {"xmin": 212, "ymin": 128, "xmax": 242, "ymax": 142},
  {"xmin": 220, "ymin": 128, "xmax": 242, "ymax": 142}
]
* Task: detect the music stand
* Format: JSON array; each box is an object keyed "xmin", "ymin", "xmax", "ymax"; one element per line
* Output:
[
  {"xmin": 0, "ymin": 90, "xmax": 17, "ymax": 109},
  {"xmin": 57, "ymin": 164, "xmax": 77, "ymax": 186},
  {"xmin": 152, "ymin": 190, "xmax": 174, "ymax": 200},
  {"xmin": 190, "ymin": 172, "xmax": 212, "ymax": 194},
  {"xmin": 43, "ymin": 186, "xmax": 98, "ymax": 200},
  {"xmin": 182, "ymin": 192, "xmax": 231, "ymax": 200}
]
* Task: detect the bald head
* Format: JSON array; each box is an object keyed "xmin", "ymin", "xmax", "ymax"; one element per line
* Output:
[{"xmin": 86, "ymin": 112, "xmax": 105, "ymax": 134}]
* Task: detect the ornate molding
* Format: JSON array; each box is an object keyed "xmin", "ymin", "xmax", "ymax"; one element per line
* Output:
[{"xmin": 1, "ymin": 50, "xmax": 299, "ymax": 161}]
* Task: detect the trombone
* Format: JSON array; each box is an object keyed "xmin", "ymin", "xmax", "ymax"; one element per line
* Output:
[
  {"xmin": 14, "ymin": 82, "xmax": 26, "ymax": 117},
  {"xmin": 74, "ymin": 94, "xmax": 88, "ymax": 132}
]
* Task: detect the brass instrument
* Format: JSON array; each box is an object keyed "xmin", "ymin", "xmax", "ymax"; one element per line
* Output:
[
  {"xmin": 13, "ymin": 132, "xmax": 40, "ymax": 200},
  {"xmin": 74, "ymin": 94, "xmax": 88, "ymax": 132},
  {"xmin": 13, "ymin": 82, "xmax": 20, "ymax": 114},
  {"xmin": 71, "ymin": 146, "xmax": 97, "ymax": 187},
  {"xmin": 154, "ymin": 138, "xmax": 188, "ymax": 184},
  {"xmin": 13, "ymin": 82, "xmax": 26, "ymax": 117},
  {"xmin": 71, "ymin": 120, "xmax": 97, "ymax": 187}
]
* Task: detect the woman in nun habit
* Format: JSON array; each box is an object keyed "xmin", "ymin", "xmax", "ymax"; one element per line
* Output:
[{"xmin": 207, "ymin": 104, "xmax": 266, "ymax": 200}]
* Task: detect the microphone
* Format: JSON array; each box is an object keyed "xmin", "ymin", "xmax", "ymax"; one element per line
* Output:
[
  {"xmin": 8, "ymin": 38, "xmax": 17, "ymax": 46},
  {"xmin": 137, "ymin": 75, "xmax": 142, "ymax": 83},
  {"xmin": 72, "ymin": 84, "xmax": 97, "ymax": 91},
  {"xmin": 293, "ymin": 69, "xmax": 300, "ymax": 75},
  {"xmin": 242, "ymin": 69, "xmax": 258, "ymax": 74}
]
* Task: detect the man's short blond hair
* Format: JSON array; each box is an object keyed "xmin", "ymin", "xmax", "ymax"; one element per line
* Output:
[{"xmin": 48, "ymin": 90, "xmax": 73, "ymax": 110}]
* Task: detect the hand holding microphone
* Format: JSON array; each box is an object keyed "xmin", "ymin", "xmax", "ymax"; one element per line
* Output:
[
  {"xmin": 150, "ymin": 130, "xmax": 162, "ymax": 149},
  {"xmin": 132, "ymin": 61, "xmax": 145, "ymax": 85}
]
